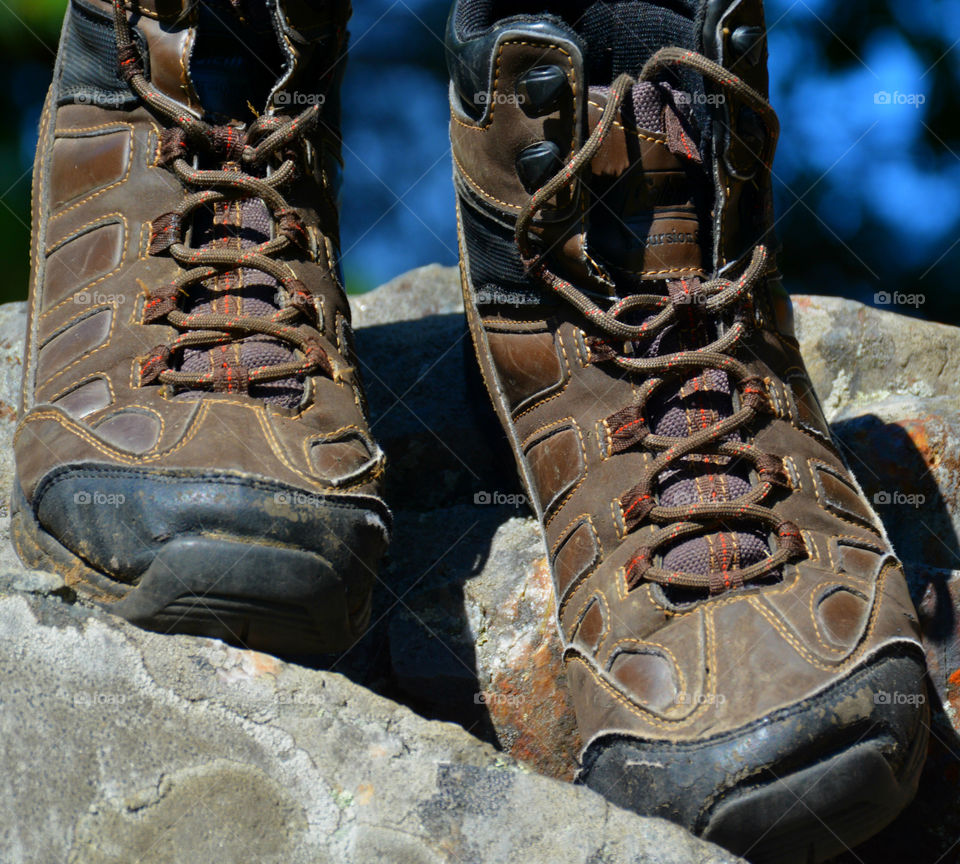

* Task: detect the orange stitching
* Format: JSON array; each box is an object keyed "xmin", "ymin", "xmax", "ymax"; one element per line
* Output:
[{"xmin": 49, "ymin": 126, "xmax": 135, "ymax": 221}]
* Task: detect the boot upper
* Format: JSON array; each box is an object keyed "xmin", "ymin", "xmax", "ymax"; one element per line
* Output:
[
  {"xmin": 19, "ymin": 0, "xmax": 384, "ymax": 512},
  {"xmin": 447, "ymin": 0, "xmax": 925, "ymax": 750}
]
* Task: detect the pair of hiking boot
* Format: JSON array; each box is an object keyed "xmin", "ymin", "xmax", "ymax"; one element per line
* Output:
[{"xmin": 16, "ymin": 1, "xmax": 929, "ymax": 861}]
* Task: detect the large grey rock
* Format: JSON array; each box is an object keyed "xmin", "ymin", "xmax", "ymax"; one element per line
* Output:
[
  {"xmin": 3, "ymin": 268, "xmax": 960, "ymax": 862},
  {"xmin": 0, "ymin": 301, "xmax": 25, "ymax": 574},
  {"xmin": 0, "ymin": 589, "xmax": 739, "ymax": 864},
  {"xmin": 0, "ymin": 286, "xmax": 738, "ymax": 863}
]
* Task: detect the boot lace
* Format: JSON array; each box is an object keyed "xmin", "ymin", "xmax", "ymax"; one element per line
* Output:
[
  {"xmin": 515, "ymin": 48, "xmax": 805, "ymax": 595},
  {"xmin": 111, "ymin": 0, "xmax": 337, "ymax": 396}
]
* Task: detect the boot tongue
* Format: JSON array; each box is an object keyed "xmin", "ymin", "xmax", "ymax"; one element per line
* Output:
[
  {"xmin": 178, "ymin": 197, "xmax": 304, "ymax": 409},
  {"xmin": 190, "ymin": 0, "xmax": 284, "ymax": 122},
  {"xmin": 585, "ymin": 81, "xmax": 707, "ymax": 280},
  {"xmin": 177, "ymin": 2, "xmax": 302, "ymax": 409},
  {"xmin": 585, "ymin": 84, "xmax": 771, "ymax": 595}
]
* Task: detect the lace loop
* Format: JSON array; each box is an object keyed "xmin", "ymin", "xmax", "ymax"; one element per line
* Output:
[
  {"xmin": 513, "ymin": 47, "xmax": 804, "ymax": 593},
  {"xmin": 111, "ymin": 0, "xmax": 332, "ymax": 398}
]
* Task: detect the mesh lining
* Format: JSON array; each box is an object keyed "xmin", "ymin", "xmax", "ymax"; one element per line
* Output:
[
  {"xmin": 56, "ymin": 0, "xmax": 149, "ymax": 109},
  {"xmin": 455, "ymin": 0, "xmax": 495, "ymax": 38},
  {"xmin": 191, "ymin": 0, "xmax": 284, "ymax": 120},
  {"xmin": 179, "ymin": 197, "xmax": 303, "ymax": 408},
  {"xmin": 643, "ymin": 358, "xmax": 770, "ymax": 578},
  {"xmin": 461, "ymin": 200, "xmax": 542, "ymax": 304}
]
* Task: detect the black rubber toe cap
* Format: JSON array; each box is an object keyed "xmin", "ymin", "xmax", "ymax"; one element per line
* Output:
[
  {"xmin": 28, "ymin": 464, "xmax": 391, "ymax": 652},
  {"xmin": 33, "ymin": 463, "xmax": 390, "ymax": 582},
  {"xmin": 578, "ymin": 650, "xmax": 929, "ymax": 864}
]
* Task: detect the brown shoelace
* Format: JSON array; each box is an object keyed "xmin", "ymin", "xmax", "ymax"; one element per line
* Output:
[
  {"xmin": 515, "ymin": 48, "xmax": 804, "ymax": 594},
  {"xmin": 111, "ymin": 1, "xmax": 337, "ymax": 395}
]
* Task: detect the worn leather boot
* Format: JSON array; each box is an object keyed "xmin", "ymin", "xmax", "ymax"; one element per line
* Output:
[
  {"xmin": 448, "ymin": 1, "xmax": 928, "ymax": 860},
  {"xmin": 14, "ymin": 0, "xmax": 389, "ymax": 655}
]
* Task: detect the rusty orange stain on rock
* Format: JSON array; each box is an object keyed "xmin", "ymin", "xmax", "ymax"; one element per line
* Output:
[
  {"xmin": 354, "ymin": 783, "xmax": 374, "ymax": 806},
  {"xmin": 896, "ymin": 416, "xmax": 939, "ymax": 468},
  {"xmin": 948, "ymin": 669, "xmax": 960, "ymax": 687},
  {"xmin": 485, "ymin": 556, "xmax": 581, "ymax": 781},
  {"xmin": 246, "ymin": 651, "xmax": 281, "ymax": 676}
]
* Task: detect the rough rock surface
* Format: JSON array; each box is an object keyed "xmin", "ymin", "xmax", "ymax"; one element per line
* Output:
[
  {"xmin": 0, "ymin": 288, "xmax": 739, "ymax": 863},
  {"xmin": 3, "ymin": 268, "xmax": 960, "ymax": 862},
  {"xmin": 0, "ymin": 589, "xmax": 741, "ymax": 864}
]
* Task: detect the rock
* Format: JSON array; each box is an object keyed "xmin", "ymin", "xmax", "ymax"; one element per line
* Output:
[
  {"xmin": 350, "ymin": 268, "xmax": 960, "ymax": 862},
  {"xmin": 3, "ymin": 268, "xmax": 960, "ymax": 862},
  {"xmin": 388, "ymin": 517, "xmax": 581, "ymax": 780},
  {"xmin": 0, "ymin": 302, "xmax": 26, "ymax": 574},
  {"xmin": 350, "ymin": 263, "xmax": 465, "ymax": 327},
  {"xmin": 0, "ymin": 567, "xmax": 71, "ymax": 598},
  {"xmin": 0, "ymin": 588, "xmax": 741, "ymax": 864},
  {"xmin": 790, "ymin": 297, "xmax": 960, "ymax": 863},
  {"xmin": 794, "ymin": 296, "xmax": 960, "ymax": 721},
  {"xmin": 793, "ymin": 294, "xmax": 960, "ymax": 410}
]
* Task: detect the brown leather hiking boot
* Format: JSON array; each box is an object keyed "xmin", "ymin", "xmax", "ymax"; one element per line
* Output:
[
  {"xmin": 448, "ymin": 1, "xmax": 929, "ymax": 860},
  {"xmin": 13, "ymin": 0, "xmax": 389, "ymax": 655}
]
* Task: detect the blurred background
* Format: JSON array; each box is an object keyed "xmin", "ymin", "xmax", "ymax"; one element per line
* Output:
[{"xmin": 0, "ymin": 0, "xmax": 958, "ymax": 323}]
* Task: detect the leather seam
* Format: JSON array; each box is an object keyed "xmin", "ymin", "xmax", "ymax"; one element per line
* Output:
[
  {"xmin": 40, "ymin": 215, "xmax": 129, "ymax": 320},
  {"xmin": 49, "ymin": 125, "xmax": 135, "ymax": 221}
]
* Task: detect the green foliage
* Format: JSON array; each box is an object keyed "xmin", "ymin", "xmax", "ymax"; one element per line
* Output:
[{"xmin": 0, "ymin": 0, "xmax": 66, "ymax": 46}]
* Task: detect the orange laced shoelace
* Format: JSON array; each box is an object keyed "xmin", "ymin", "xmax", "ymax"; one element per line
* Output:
[
  {"xmin": 514, "ymin": 47, "xmax": 805, "ymax": 595},
  {"xmin": 112, "ymin": 0, "xmax": 339, "ymax": 396}
]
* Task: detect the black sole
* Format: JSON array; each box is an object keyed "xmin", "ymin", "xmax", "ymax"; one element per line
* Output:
[
  {"xmin": 701, "ymin": 718, "xmax": 928, "ymax": 863},
  {"xmin": 11, "ymin": 484, "xmax": 371, "ymax": 655}
]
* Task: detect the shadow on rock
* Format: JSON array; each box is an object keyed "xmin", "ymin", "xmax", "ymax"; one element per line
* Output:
[
  {"xmin": 833, "ymin": 411, "xmax": 960, "ymax": 606},
  {"xmin": 306, "ymin": 311, "xmax": 522, "ymax": 746},
  {"xmin": 828, "ymin": 412, "xmax": 960, "ymax": 864}
]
